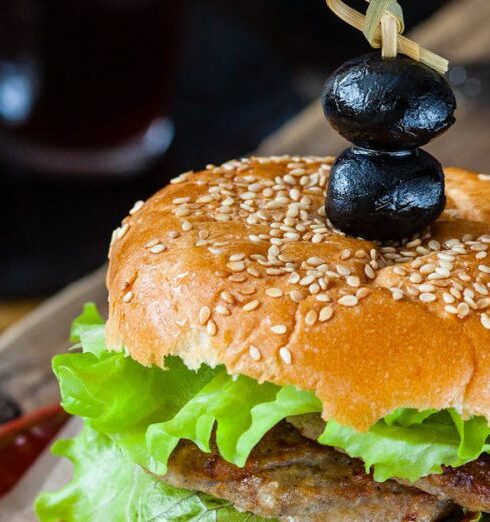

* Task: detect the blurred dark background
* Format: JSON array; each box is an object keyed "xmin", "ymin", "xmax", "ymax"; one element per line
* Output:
[{"xmin": 1, "ymin": 0, "xmax": 447, "ymax": 300}]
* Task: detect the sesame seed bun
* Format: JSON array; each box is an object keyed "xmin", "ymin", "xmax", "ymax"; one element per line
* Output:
[{"xmin": 106, "ymin": 156, "xmax": 490, "ymax": 432}]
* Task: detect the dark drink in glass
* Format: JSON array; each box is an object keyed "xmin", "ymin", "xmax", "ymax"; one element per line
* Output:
[{"xmin": 0, "ymin": 0, "xmax": 183, "ymax": 175}]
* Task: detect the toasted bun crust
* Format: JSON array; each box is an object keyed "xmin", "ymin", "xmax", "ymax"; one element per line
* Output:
[{"xmin": 106, "ymin": 156, "xmax": 490, "ymax": 431}]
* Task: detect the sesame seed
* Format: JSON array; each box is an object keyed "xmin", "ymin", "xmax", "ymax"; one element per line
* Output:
[
  {"xmin": 173, "ymin": 197, "xmax": 191, "ymax": 205},
  {"xmin": 307, "ymin": 257, "xmax": 325, "ymax": 267},
  {"xmin": 123, "ymin": 291, "xmax": 133, "ymax": 303},
  {"xmin": 481, "ymin": 313, "xmax": 490, "ymax": 329},
  {"xmin": 445, "ymin": 305, "xmax": 458, "ymax": 315},
  {"xmin": 279, "ymin": 347, "xmax": 292, "ymax": 364},
  {"xmin": 309, "ymin": 282, "xmax": 321, "ymax": 295},
  {"xmin": 229, "ymin": 253, "xmax": 246, "ymax": 262},
  {"xmin": 443, "ymin": 293, "xmax": 455, "ymax": 304},
  {"xmin": 299, "ymin": 275, "xmax": 315, "ymax": 286},
  {"xmin": 199, "ymin": 306, "xmax": 211, "ymax": 325},
  {"xmin": 419, "ymin": 292, "xmax": 436, "ymax": 303},
  {"xmin": 216, "ymin": 304, "xmax": 230, "ymax": 316},
  {"xmin": 243, "ymin": 300, "xmax": 260, "ymax": 311},
  {"xmin": 437, "ymin": 253, "xmax": 455, "ymax": 262},
  {"xmin": 305, "ymin": 309, "xmax": 318, "ymax": 326},
  {"xmin": 364, "ymin": 265, "xmax": 376, "ymax": 279},
  {"xmin": 117, "ymin": 223, "xmax": 130, "ymax": 239},
  {"xmin": 129, "ymin": 200, "xmax": 144, "ymax": 215},
  {"xmin": 406, "ymin": 239, "xmax": 421, "ymax": 248},
  {"xmin": 418, "ymin": 284, "xmax": 435, "ymax": 293},
  {"xmin": 457, "ymin": 303, "xmax": 470, "ymax": 318},
  {"xmin": 227, "ymin": 261, "xmax": 246, "ymax": 272},
  {"xmin": 346, "ymin": 276, "xmax": 360, "ymax": 288},
  {"xmin": 148, "ymin": 243, "xmax": 166, "ymax": 254},
  {"xmin": 249, "ymin": 345, "xmax": 261, "ymax": 361},
  {"xmin": 479, "ymin": 264, "xmax": 490, "ymax": 274},
  {"xmin": 145, "ymin": 238, "xmax": 160, "ymax": 248},
  {"xmin": 316, "ymin": 294, "xmax": 331, "ymax": 302},
  {"xmin": 420, "ymin": 263, "xmax": 436, "ymax": 275},
  {"xmin": 266, "ymin": 268, "xmax": 284, "ymax": 276},
  {"xmin": 266, "ymin": 288, "xmax": 283, "ymax": 298},
  {"xmin": 478, "ymin": 298, "xmax": 490, "ymax": 309},
  {"xmin": 319, "ymin": 306, "xmax": 334, "ymax": 322},
  {"xmin": 182, "ymin": 221, "xmax": 193, "ymax": 231},
  {"xmin": 247, "ymin": 267, "xmax": 261, "ymax": 278},
  {"xmin": 271, "ymin": 324, "xmax": 287, "ymax": 334},
  {"xmin": 336, "ymin": 264, "xmax": 351, "ymax": 276},
  {"xmin": 240, "ymin": 192, "xmax": 256, "ymax": 201},
  {"xmin": 207, "ymin": 320, "xmax": 217, "ymax": 336},
  {"xmin": 428, "ymin": 240, "xmax": 441, "ymax": 251},
  {"xmin": 475, "ymin": 283, "xmax": 489, "ymax": 295},
  {"xmin": 435, "ymin": 267, "xmax": 451, "ymax": 278},
  {"xmin": 174, "ymin": 207, "xmax": 191, "ymax": 217},
  {"xmin": 290, "ymin": 290, "xmax": 305, "ymax": 303},
  {"xmin": 391, "ymin": 288, "xmax": 404, "ymax": 301},
  {"xmin": 356, "ymin": 288, "xmax": 369, "ymax": 299},
  {"xmin": 451, "ymin": 287, "xmax": 462, "ymax": 299},
  {"xmin": 338, "ymin": 295, "xmax": 358, "ymax": 307},
  {"xmin": 220, "ymin": 291, "xmax": 235, "ymax": 304},
  {"xmin": 409, "ymin": 272, "xmax": 423, "ymax": 284}
]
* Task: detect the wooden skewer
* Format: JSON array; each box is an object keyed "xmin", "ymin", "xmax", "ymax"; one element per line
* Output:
[
  {"xmin": 381, "ymin": 13, "xmax": 398, "ymax": 58},
  {"xmin": 325, "ymin": 0, "xmax": 449, "ymax": 73}
]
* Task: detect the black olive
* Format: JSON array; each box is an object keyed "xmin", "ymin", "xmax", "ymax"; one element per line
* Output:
[
  {"xmin": 326, "ymin": 147, "xmax": 445, "ymax": 241},
  {"xmin": 322, "ymin": 53, "xmax": 456, "ymax": 151}
]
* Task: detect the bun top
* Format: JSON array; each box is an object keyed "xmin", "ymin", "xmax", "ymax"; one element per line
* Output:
[{"xmin": 106, "ymin": 156, "xmax": 490, "ymax": 431}]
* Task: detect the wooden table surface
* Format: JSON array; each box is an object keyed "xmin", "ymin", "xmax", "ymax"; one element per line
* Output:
[{"xmin": 259, "ymin": 0, "xmax": 490, "ymax": 173}]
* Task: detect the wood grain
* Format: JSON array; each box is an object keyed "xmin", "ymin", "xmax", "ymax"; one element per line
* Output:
[{"xmin": 0, "ymin": 267, "xmax": 107, "ymax": 414}]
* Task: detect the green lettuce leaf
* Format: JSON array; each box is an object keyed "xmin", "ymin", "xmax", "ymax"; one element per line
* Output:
[
  {"xmin": 35, "ymin": 424, "xmax": 271, "ymax": 522},
  {"xmin": 320, "ymin": 409, "xmax": 490, "ymax": 482},
  {"xmin": 51, "ymin": 306, "xmax": 490, "ymax": 486},
  {"xmin": 53, "ymin": 351, "xmax": 219, "ymax": 473},
  {"xmin": 69, "ymin": 303, "xmax": 106, "ymax": 357},
  {"xmin": 147, "ymin": 374, "xmax": 322, "ymax": 469}
]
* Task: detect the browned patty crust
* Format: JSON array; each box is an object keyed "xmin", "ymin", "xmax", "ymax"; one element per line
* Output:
[
  {"xmin": 162, "ymin": 422, "xmax": 457, "ymax": 521},
  {"xmin": 289, "ymin": 413, "xmax": 490, "ymax": 514}
]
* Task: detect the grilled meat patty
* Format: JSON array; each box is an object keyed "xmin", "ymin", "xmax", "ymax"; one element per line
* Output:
[
  {"xmin": 163, "ymin": 422, "xmax": 457, "ymax": 521},
  {"xmin": 289, "ymin": 414, "xmax": 490, "ymax": 514}
]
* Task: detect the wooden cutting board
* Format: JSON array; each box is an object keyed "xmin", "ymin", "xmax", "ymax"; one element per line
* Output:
[{"xmin": 0, "ymin": 268, "xmax": 107, "ymax": 415}]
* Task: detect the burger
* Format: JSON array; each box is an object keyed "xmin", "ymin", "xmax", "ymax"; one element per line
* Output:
[{"xmin": 36, "ymin": 156, "xmax": 490, "ymax": 521}]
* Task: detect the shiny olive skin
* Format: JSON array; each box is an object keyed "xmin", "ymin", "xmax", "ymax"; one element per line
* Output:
[
  {"xmin": 326, "ymin": 147, "xmax": 445, "ymax": 241},
  {"xmin": 322, "ymin": 53, "xmax": 456, "ymax": 151}
]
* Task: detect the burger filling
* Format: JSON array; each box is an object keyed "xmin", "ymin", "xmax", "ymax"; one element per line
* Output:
[{"xmin": 35, "ymin": 305, "xmax": 490, "ymax": 521}]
